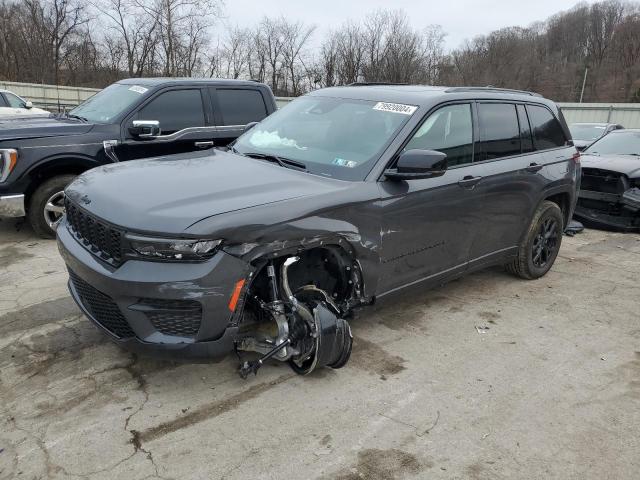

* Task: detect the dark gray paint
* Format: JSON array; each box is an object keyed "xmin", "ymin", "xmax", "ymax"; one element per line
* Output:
[
  {"xmin": 58, "ymin": 85, "xmax": 580, "ymax": 358},
  {"xmin": 0, "ymin": 78, "xmax": 277, "ymax": 205}
]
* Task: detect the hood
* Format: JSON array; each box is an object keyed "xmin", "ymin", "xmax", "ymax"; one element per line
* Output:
[
  {"xmin": 0, "ymin": 115, "xmax": 94, "ymax": 141},
  {"xmin": 580, "ymin": 153, "xmax": 640, "ymax": 178},
  {"xmin": 65, "ymin": 150, "xmax": 350, "ymax": 234}
]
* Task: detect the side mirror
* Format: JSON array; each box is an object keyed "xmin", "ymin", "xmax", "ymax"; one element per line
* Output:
[
  {"xmin": 130, "ymin": 120, "xmax": 161, "ymax": 139},
  {"xmin": 244, "ymin": 121, "xmax": 259, "ymax": 133},
  {"xmin": 385, "ymin": 149, "xmax": 447, "ymax": 180},
  {"xmin": 24, "ymin": 101, "xmax": 33, "ymax": 109}
]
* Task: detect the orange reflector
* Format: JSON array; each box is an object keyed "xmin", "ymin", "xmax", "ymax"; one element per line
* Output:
[
  {"xmin": 8, "ymin": 150, "xmax": 17, "ymax": 172},
  {"xmin": 228, "ymin": 279, "xmax": 246, "ymax": 312}
]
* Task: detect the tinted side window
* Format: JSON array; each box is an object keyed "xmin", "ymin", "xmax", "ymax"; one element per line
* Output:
[
  {"xmin": 0, "ymin": 95, "xmax": 8, "ymax": 107},
  {"xmin": 136, "ymin": 89, "xmax": 205, "ymax": 134},
  {"xmin": 404, "ymin": 103, "xmax": 473, "ymax": 167},
  {"xmin": 527, "ymin": 105, "xmax": 566, "ymax": 150},
  {"xmin": 477, "ymin": 103, "xmax": 520, "ymax": 161},
  {"xmin": 517, "ymin": 104, "xmax": 533, "ymax": 153},
  {"xmin": 216, "ymin": 89, "xmax": 268, "ymax": 126}
]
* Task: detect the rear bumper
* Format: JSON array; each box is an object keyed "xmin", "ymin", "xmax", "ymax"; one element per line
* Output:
[
  {"xmin": 57, "ymin": 219, "xmax": 252, "ymax": 359},
  {"xmin": 0, "ymin": 194, "xmax": 25, "ymax": 217}
]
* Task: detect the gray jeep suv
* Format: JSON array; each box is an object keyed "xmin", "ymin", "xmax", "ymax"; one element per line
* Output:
[{"xmin": 57, "ymin": 85, "xmax": 580, "ymax": 378}]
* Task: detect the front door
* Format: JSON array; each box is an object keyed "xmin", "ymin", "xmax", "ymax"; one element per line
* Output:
[
  {"xmin": 116, "ymin": 88, "xmax": 217, "ymax": 162},
  {"xmin": 376, "ymin": 102, "xmax": 480, "ymax": 295}
]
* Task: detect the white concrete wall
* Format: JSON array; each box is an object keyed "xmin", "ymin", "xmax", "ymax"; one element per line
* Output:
[
  {"xmin": 558, "ymin": 103, "xmax": 640, "ymax": 128},
  {"xmin": 0, "ymin": 81, "xmax": 99, "ymax": 111},
  {"xmin": 2, "ymin": 82, "xmax": 639, "ymax": 127}
]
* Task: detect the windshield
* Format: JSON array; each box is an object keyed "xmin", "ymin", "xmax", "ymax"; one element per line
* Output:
[
  {"xmin": 570, "ymin": 124, "xmax": 607, "ymax": 141},
  {"xmin": 69, "ymin": 83, "xmax": 150, "ymax": 123},
  {"xmin": 585, "ymin": 131, "xmax": 640, "ymax": 156},
  {"xmin": 233, "ymin": 96, "xmax": 415, "ymax": 181}
]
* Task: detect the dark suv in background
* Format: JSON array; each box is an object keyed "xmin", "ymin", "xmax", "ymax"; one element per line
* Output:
[
  {"xmin": 0, "ymin": 78, "xmax": 277, "ymax": 237},
  {"xmin": 57, "ymin": 85, "xmax": 580, "ymax": 378}
]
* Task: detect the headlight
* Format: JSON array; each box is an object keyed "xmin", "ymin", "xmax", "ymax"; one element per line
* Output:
[
  {"xmin": 126, "ymin": 234, "xmax": 222, "ymax": 261},
  {"xmin": 0, "ymin": 149, "xmax": 18, "ymax": 182}
]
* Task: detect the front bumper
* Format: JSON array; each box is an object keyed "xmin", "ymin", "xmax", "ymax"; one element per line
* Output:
[
  {"xmin": 0, "ymin": 193, "xmax": 25, "ymax": 217},
  {"xmin": 573, "ymin": 204, "xmax": 640, "ymax": 232},
  {"xmin": 57, "ymin": 220, "xmax": 252, "ymax": 359}
]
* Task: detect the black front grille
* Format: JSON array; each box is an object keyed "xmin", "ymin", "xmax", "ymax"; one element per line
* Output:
[
  {"xmin": 69, "ymin": 270, "xmax": 136, "ymax": 339},
  {"xmin": 581, "ymin": 168, "xmax": 628, "ymax": 195},
  {"xmin": 65, "ymin": 198, "xmax": 124, "ymax": 266},
  {"xmin": 137, "ymin": 299, "xmax": 202, "ymax": 337}
]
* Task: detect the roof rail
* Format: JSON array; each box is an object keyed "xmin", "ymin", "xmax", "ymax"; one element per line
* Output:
[
  {"xmin": 347, "ymin": 82, "xmax": 409, "ymax": 86},
  {"xmin": 444, "ymin": 86, "xmax": 542, "ymax": 97}
]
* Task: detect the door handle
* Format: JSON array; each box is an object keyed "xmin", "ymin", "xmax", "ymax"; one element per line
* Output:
[
  {"xmin": 525, "ymin": 162, "xmax": 543, "ymax": 173},
  {"xmin": 458, "ymin": 175, "xmax": 482, "ymax": 188},
  {"xmin": 195, "ymin": 141, "xmax": 214, "ymax": 148}
]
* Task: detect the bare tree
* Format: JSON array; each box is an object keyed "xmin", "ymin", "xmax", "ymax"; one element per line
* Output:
[
  {"xmin": 138, "ymin": 0, "xmax": 222, "ymax": 76},
  {"xmin": 96, "ymin": 0, "xmax": 159, "ymax": 77},
  {"xmin": 281, "ymin": 19, "xmax": 315, "ymax": 95},
  {"xmin": 23, "ymin": 0, "xmax": 90, "ymax": 85},
  {"xmin": 219, "ymin": 25, "xmax": 250, "ymax": 78},
  {"xmin": 1, "ymin": 0, "xmax": 639, "ymax": 102}
]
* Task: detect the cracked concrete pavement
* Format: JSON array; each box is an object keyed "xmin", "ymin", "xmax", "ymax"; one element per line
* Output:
[{"xmin": 0, "ymin": 217, "xmax": 639, "ymax": 479}]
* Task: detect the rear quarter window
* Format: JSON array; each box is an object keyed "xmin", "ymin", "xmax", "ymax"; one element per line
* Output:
[
  {"xmin": 527, "ymin": 104, "xmax": 567, "ymax": 150},
  {"xmin": 216, "ymin": 89, "xmax": 268, "ymax": 126}
]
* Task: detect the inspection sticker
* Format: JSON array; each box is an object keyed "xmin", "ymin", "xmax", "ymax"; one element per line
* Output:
[
  {"xmin": 128, "ymin": 85, "xmax": 148, "ymax": 94},
  {"xmin": 333, "ymin": 157, "xmax": 357, "ymax": 168},
  {"xmin": 373, "ymin": 102, "xmax": 417, "ymax": 115}
]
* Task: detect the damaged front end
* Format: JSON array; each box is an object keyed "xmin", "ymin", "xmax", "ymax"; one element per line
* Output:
[
  {"xmin": 574, "ymin": 167, "xmax": 640, "ymax": 232},
  {"xmin": 232, "ymin": 246, "xmax": 363, "ymax": 378}
]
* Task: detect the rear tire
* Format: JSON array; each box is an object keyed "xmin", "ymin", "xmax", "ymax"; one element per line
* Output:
[
  {"xmin": 27, "ymin": 174, "xmax": 76, "ymax": 239},
  {"xmin": 506, "ymin": 200, "xmax": 563, "ymax": 280}
]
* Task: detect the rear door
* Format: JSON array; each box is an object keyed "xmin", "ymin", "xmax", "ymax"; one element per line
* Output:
[
  {"xmin": 209, "ymin": 87, "xmax": 270, "ymax": 145},
  {"xmin": 461, "ymin": 102, "xmax": 547, "ymax": 266},
  {"xmin": 117, "ymin": 87, "xmax": 216, "ymax": 162}
]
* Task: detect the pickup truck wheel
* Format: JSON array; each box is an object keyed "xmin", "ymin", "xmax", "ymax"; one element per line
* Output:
[
  {"xmin": 27, "ymin": 174, "xmax": 76, "ymax": 238},
  {"xmin": 506, "ymin": 200, "xmax": 563, "ymax": 280}
]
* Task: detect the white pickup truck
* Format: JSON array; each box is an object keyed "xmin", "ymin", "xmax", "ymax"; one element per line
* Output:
[{"xmin": 0, "ymin": 89, "xmax": 49, "ymax": 116}]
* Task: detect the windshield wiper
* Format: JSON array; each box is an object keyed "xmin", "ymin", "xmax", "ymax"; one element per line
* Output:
[
  {"xmin": 239, "ymin": 151, "xmax": 307, "ymax": 171},
  {"xmin": 67, "ymin": 113, "xmax": 88, "ymax": 122}
]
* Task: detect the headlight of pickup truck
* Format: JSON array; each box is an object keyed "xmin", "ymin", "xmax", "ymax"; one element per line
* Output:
[
  {"xmin": 0, "ymin": 149, "xmax": 18, "ymax": 182},
  {"xmin": 126, "ymin": 234, "xmax": 222, "ymax": 261}
]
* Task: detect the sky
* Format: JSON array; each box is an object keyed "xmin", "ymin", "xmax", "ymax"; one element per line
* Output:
[{"xmin": 222, "ymin": 0, "xmax": 600, "ymax": 50}]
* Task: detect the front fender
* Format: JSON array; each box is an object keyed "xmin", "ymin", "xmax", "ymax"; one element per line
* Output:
[{"xmin": 221, "ymin": 215, "xmax": 380, "ymax": 299}]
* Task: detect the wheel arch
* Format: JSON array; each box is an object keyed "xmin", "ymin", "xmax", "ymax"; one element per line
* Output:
[
  {"xmin": 233, "ymin": 237, "xmax": 369, "ymax": 314},
  {"xmin": 543, "ymin": 191, "xmax": 572, "ymax": 228},
  {"xmin": 24, "ymin": 155, "xmax": 100, "ymax": 204}
]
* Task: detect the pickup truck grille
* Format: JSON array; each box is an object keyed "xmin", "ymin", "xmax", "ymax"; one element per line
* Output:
[{"xmin": 65, "ymin": 198, "xmax": 124, "ymax": 266}]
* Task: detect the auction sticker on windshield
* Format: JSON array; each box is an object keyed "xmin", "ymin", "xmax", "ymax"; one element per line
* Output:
[{"xmin": 373, "ymin": 102, "xmax": 417, "ymax": 115}]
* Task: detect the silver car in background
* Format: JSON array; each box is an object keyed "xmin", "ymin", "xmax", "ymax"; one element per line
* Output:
[{"xmin": 569, "ymin": 122, "xmax": 624, "ymax": 150}]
